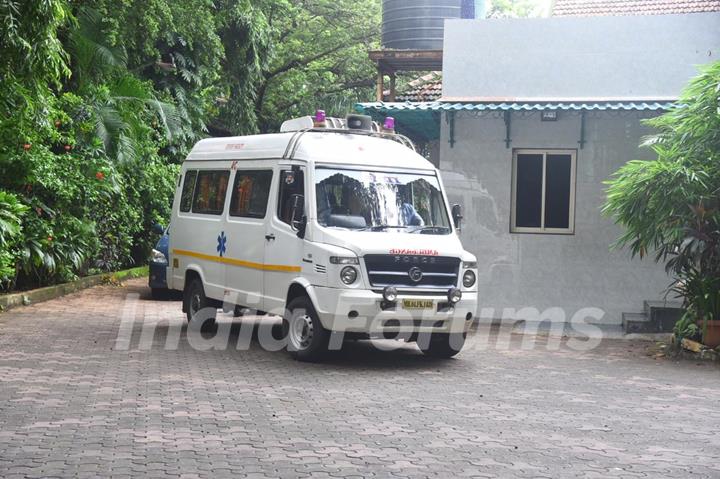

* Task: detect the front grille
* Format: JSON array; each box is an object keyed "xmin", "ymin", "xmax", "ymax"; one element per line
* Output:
[{"xmin": 364, "ymin": 254, "xmax": 460, "ymax": 289}]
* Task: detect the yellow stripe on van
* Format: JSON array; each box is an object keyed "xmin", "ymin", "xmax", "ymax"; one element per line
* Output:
[{"xmin": 172, "ymin": 249, "xmax": 301, "ymax": 273}]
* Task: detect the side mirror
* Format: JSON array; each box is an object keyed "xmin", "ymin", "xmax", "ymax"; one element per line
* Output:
[
  {"xmin": 451, "ymin": 204, "xmax": 463, "ymax": 232},
  {"xmin": 151, "ymin": 223, "xmax": 165, "ymax": 235},
  {"xmin": 289, "ymin": 194, "xmax": 306, "ymax": 238}
]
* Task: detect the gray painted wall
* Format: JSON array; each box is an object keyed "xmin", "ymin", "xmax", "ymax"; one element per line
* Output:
[
  {"xmin": 440, "ymin": 110, "xmax": 671, "ymax": 324},
  {"xmin": 443, "ymin": 13, "xmax": 720, "ymax": 100}
]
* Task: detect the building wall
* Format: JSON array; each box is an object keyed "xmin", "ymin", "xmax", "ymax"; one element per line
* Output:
[
  {"xmin": 443, "ymin": 13, "xmax": 720, "ymax": 100},
  {"xmin": 440, "ymin": 110, "xmax": 670, "ymax": 324}
]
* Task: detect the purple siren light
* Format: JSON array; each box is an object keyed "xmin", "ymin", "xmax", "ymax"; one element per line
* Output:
[
  {"xmin": 384, "ymin": 116, "xmax": 395, "ymax": 131},
  {"xmin": 315, "ymin": 110, "xmax": 326, "ymax": 123}
]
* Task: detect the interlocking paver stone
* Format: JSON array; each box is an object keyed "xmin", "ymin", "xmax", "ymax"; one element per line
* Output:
[{"xmin": 0, "ymin": 279, "xmax": 719, "ymax": 478}]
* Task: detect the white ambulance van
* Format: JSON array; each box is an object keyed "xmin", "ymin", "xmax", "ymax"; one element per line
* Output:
[{"xmin": 167, "ymin": 113, "xmax": 478, "ymax": 361}]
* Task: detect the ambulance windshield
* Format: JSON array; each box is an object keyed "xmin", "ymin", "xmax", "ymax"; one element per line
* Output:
[{"xmin": 315, "ymin": 168, "xmax": 451, "ymax": 234}]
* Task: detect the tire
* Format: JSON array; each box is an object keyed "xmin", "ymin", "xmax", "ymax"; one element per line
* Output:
[
  {"xmin": 283, "ymin": 296, "xmax": 329, "ymax": 362},
  {"xmin": 184, "ymin": 277, "xmax": 216, "ymax": 326},
  {"xmin": 419, "ymin": 333, "xmax": 466, "ymax": 359}
]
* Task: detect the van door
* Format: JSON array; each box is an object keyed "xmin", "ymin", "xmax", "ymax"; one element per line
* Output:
[
  {"xmin": 263, "ymin": 165, "xmax": 306, "ymax": 314},
  {"xmin": 223, "ymin": 163, "xmax": 275, "ymax": 312},
  {"xmin": 175, "ymin": 167, "xmax": 230, "ymax": 302}
]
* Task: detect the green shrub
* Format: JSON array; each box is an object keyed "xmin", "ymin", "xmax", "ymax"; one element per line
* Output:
[
  {"xmin": 604, "ymin": 61, "xmax": 720, "ymax": 341},
  {"xmin": 0, "ymin": 191, "xmax": 29, "ymax": 290},
  {"xmin": 0, "ymin": 84, "xmax": 179, "ymax": 289}
]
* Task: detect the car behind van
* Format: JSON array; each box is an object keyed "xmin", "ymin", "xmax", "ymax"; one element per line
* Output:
[
  {"xmin": 149, "ymin": 223, "xmax": 170, "ymax": 298},
  {"xmin": 166, "ymin": 114, "xmax": 478, "ymax": 361}
]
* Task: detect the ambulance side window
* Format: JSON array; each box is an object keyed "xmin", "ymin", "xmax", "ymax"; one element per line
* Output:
[
  {"xmin": 192, "ymin": 170, "xmax": 230, "ymax": 215},
  {"xmin": 179, "ymin": 170, "xmax": 197, "ymax": 212},
  {"xmin": 229, "ymin": 170, "xmax": 273, "ymax": 219},
  {"xmin": 278, "ymin": 169, "xmax": 304, "ymax": 225}
]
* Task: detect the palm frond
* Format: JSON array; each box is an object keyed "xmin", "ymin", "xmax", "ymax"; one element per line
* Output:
[
  {"xmin": 94, "ymin": 104, "xmax": 127, "ymax": 152},
  {"xmin": 111, "ymin": 75, "xmax": 151, "ymax": 101},
  {"xmin": 116, "ymin": 133, "xmax": 140, "ymax": 164},
  {"xmin": 147, "ymin": 97, "xmax": 182, "ymax": 140},
  {"xmin": 69, "ymin": 7, "xmax": 127, "ymax": 85}
]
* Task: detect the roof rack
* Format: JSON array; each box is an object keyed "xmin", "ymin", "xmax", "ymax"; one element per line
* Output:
[{"xmin": 283, "ymin": 127, "xmax": 416, "ymax": 160}]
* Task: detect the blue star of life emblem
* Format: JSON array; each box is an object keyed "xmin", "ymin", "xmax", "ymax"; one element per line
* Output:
[{"xmin": 217, "ymin": 231, "xmax": 227, "ymax": 257}]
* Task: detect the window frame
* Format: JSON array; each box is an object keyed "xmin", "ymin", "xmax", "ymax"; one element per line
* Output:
[
  {"xmin": 228, "ymin": 169, "xmax": 274, "ymax": 219},
  {"xmin": 190, "ymin": 169, "xmax": 231, "ymax": 216},
  {"xmin": 510, "ymin": 148, "xmax": 577, "ymax": 235},
  {"xmin": 179, "ymin": 169, "xmax": 198, "ymax": 213},
  {"xmin": 277, "ymin": 167, "xmax": 305, "ymax": 227}
]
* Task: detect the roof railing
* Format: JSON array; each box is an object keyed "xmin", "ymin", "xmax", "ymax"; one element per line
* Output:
[{"xmin": 283, "ymin": 127, "xmax": 416, "ymax": 159}]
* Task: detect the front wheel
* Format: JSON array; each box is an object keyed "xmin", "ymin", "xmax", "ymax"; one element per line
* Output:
[
  {"xmin": 283, "ymin": 296, "xmax": 329, "ymax": 362},
  {"xmin": 184, "ymin": 277, "xmax": 216, "ymax": 326},
  {"xmin": 419, "ymin": 333, "xmax": 466, "ymax": 358}
]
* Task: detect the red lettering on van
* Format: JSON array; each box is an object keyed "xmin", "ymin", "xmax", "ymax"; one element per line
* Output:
[{"xmin": 389, "ymin": 248, "xmax": 439, "ymax": 256}]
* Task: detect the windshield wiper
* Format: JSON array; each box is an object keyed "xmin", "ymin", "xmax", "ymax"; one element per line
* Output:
[
  {"xmin": 409, "ymin": 225, "xmax": 451, "ymax": 234},
  {"xmin": 360, "ymin": 224, "xmax": 409, "ymax": 231}
]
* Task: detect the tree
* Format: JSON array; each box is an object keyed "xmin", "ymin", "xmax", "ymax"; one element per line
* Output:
[
  {"xmin": 603, "ymin": 61, "xmax": 720, "ymax": 340},
  {"xmin": 246, "ymin": 0, "xmax": 381, "ymax": 133},
  {"xmin": 0, "ymin": 0, "xmax": 384, "ymax": 291},
  {"xmin": 86, "ymin": 0, "xmax": 228, "ymax": 157},
  {"xmin": 0, "ymin": 0, "xmax": 71, "ymax": 91},
  {"xmin": 0, "ymin": 0, "xmax": 183, "ymax": 289},
  {"xmin": 486, "ymin": 0, "xmax": 548, "ymax": 18},
  {"xmin": 213, "ymin": 0, "xmax": 272, "ymax": 135}
]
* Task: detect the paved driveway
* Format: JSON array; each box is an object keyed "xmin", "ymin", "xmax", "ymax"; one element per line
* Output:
[{"xmin": 0, "ymin": 279, "xmax": 718, "ymax": 478}]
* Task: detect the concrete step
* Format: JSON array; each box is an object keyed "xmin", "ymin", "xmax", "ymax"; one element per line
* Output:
[
  {"xmin": 644, "ymin": 300, "xmax": 684, "ymax": 333},
  {"xmin": 644, "ymin": 300, "xmax": 683, "ymax": 314},
  {"xmin": 622, "ymin": 312, "xmax": 654, "ymax": 334},
  {"xmin": 508, "ymin": 319, "xmax": 671, "ymax": 341}
]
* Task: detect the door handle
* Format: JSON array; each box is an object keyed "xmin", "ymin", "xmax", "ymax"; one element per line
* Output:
[{"xmin": 265, "ymin": 234, "xmax": 276, "ymax": 241}]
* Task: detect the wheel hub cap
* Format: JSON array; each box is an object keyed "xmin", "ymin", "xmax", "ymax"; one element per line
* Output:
[
  {"xmin": 190, "ymin": 293, "xmax": 201, "ymax": 315},
  {"xmin": 289, "ymin": 314, "xmax": 313, "ymax": 350}
]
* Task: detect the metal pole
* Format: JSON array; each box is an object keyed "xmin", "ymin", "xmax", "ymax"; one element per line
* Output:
[
  {"xmin": 376, "ymin": 70, "xmax": 385, "ymax": 102},
  {"xmin": 389, "ymin": 73, "xmax": 396, "ymax": 102}
]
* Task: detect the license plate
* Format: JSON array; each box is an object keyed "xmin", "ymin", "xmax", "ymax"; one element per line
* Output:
[{"xmin": 402, "ymin": 299, "xmax": 434, "ymax": 310}]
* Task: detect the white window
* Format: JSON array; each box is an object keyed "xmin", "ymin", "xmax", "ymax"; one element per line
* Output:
[{"xmin": 511, "ymin": 149, "xmax": 576, "ymax": 234}]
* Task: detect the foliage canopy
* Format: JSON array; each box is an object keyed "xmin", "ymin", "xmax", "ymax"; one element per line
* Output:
[
  {"xmin": 0, "ymin": 0, "xmax": 379, "ymax": 291},
  {"xmin": 603, "ymin": 61, "xmax": 720, "ymax": 338}
]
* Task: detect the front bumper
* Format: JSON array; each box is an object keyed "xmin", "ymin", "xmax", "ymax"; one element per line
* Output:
[{"xmin": 312, "ymin": 286, "xmax": 477, "ymax": 334}]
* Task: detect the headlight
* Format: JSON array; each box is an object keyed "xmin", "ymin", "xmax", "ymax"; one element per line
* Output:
[
  {"xmin": 383, "ymin": 286, "xmax": 398, "ymax": 302},
  {"xmin": 151, "ymin": 249, "xmax": 167, "ymax": 264},
  {"xmin": 447, "ymin": 287, "xmax": 462, "ymax": 304},
  {"xmin": 330, "ymin": 256, "xmax": 359, "ymax": 264},
  {"xmin": 462, "ymin": 261, "xmax": 477, "ymax": 269},
  {"xmin": 462, "ymin": 270, "xmax": 476, "ymax": 288},
  {"xmin": 340, "ymin": 266, "xmax": 358, "ymax": 285}
]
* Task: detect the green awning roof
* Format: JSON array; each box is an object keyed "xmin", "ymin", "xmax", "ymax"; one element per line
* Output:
[
  {"xmin": 355, "ymin": 101, "xmax": 677, "ymax": 143},
  {"xmin": 358, "ymin": 100, "xmax": 676, "ymax": 112},
  {"xmin": 355, "ymin": 103, "xmax": 441, "ymax": 143}
]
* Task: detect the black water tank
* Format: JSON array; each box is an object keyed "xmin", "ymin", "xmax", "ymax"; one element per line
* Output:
[{"xmin": 382, "ymin": 0, "xmax": 464, "ymax": 50}]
